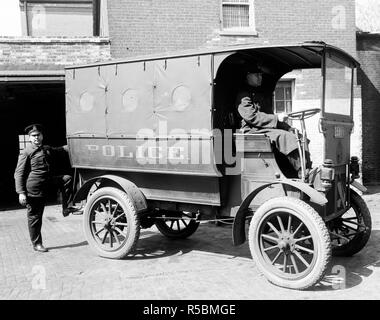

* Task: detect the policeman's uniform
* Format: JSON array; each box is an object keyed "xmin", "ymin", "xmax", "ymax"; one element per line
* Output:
[
  {"xmin": 236, "ymin": 86, "xmax": 312, "ymax": 177},
  {"xmin": 14, "ymin": 124, "xmax": 73, "ymax": 250}
]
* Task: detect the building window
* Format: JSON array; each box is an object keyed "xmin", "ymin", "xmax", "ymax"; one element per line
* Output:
[
  {"xmin": 274, "ymin": 81, "xmax": 293, "ymax": 114},
  {"xmin": 19, "ymin": 0, "xmax": 101, "ymax": 37},
  {"xmin": 19, "ymin": 135, "xmax": 31, "ymax": 154},
  {"xmin": 221, "ymin": 0, "xmax": 255, "ymax": 32}
]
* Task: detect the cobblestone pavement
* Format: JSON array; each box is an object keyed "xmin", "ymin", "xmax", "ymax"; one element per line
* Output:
[{"xmin": 1, "ymin": 187, "xmax": 380, "ymax": 300}]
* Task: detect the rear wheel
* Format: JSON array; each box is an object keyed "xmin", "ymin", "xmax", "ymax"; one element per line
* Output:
[
  {"xmin": 329, "ymin": 189, "xmax": 371, "ymax": 257},
  {"xmin": 83, "ymin": 187, "xmax": 140, "ymax": 259},
  {"xmin": 155, "ymin": 211, "xmax": 199, "ymax": 239},
  {"xmin": 249, "ymin": 197, "xmax": 331, "ymax": 290}
]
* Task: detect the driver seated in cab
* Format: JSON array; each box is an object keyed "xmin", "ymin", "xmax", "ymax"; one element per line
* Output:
[{"xmin": 235, "ymin": 65, "xmax": 312, "ymax": 179}]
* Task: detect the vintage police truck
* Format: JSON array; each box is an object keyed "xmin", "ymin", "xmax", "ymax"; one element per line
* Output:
[{"xmin": 65, "ymin": 41, "xmax": 371, "ymax": 290}]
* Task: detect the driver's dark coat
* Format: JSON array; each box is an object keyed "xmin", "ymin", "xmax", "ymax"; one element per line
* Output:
[
  {"xmin": 236, "ymin": 86, "xmax": 298, "ymax": 156},
  {"xmin": 14, "ymin": 144, "xmax": 66, "ymax": 197}
]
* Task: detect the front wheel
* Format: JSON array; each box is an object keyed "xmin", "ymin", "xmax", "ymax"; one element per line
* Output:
[
  {"xmin": 83, "ymin": 187, "xmax": 140, "ymax": 259},
  {"xmin": 248, "ymin": 197, "xmax": 331, "ymax": 290},
  {"xmin": 329, "ymin": 189, "xmax": 371, "ymax": 257}
]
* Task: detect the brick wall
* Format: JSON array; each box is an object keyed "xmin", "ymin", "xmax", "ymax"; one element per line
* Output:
[
  {"xmin": 107, "ymin": 0, "xmax": 220, "ymax": 57},
  {"xmin": 108, "ymin": 0, "xmax": 356, "ymax": 58},
  {"xmin": 254, "ymin": 0, "xmax": 357, "ymax": 56},
  {"xmin": 0, "ymin": 37, "xmax": 111, "ymax": 69},
  {"xmin": 357, "ymin": 33, "xmax": 380, "ymax": 184}
]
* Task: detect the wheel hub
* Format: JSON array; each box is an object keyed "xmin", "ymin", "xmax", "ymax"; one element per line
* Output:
[
  {"xmin": 278, "ymin": 232, "xmax": 295, "ymax": 253},
  {"xmin": 278, "ymin": 240, "xmax": 289, "ymax": 250},
  {"xmin": 104, "ymin": 218, "xmax": 115, "ymax": 230}
]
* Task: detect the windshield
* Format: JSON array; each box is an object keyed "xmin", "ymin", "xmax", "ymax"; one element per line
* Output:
[{"xmin": 324, "ymin": 55, "xmax": 353, "ymax": 116}]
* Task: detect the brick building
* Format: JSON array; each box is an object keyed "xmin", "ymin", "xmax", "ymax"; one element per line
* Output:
[
  {"xmin": 356, "ymin": 0, "xmax": 380, "ymax": 185},
  {"xmin": 357, "ymin": 34, "xmax": 380, "ymax": 184},
  {"xmin": 107, "ymin": 0, "xmax": 357, "ymax": 57},
  {"xmin": 1, "ymin": 0, "xmax": 378, "ymax": 207},
  {"xmin": 0, "ymin": 0, "xmax": 111, "ymax": 205}
]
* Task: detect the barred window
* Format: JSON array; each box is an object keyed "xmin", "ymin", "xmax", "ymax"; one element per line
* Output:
[
  {"xmin": 19, "ymin": 135, "xmax": 31, "ymax": 154},
  {"xmin": 222, "ymin": 0, "xmax": 255, "ymax": 30}
]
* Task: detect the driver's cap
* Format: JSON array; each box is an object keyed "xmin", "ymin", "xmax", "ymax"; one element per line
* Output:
[{"xmin": 25, "ymin": 123, "xmax": 44, "ymax": 135}]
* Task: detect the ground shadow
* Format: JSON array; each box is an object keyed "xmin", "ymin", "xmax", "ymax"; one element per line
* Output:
[
  {"xmin": 312, "ymin": 230, "xmax": 380, "ymax": 291},
  {"xmin": 48, "ymin": 241, "xmax": 88, "ymax": 250},
  {"xmin": 122, "ymin": 223, "xmax": 247, "ymax": 261},
  {"xmin": 119, "ymin": 223, "xmax": 380, "ymax": 291}
]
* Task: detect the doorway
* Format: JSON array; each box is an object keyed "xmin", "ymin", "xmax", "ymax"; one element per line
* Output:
[{"xmin": 0, "ymin": 82, "xmax": 66, "ymax": 209}]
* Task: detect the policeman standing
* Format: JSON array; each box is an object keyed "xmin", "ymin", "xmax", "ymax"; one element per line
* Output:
[{"xmin": 14, "ymin": 124, "xmax": 80, "ymax": 252}]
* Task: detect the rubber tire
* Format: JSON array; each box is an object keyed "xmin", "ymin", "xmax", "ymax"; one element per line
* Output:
[
  {"xmin": 83, "ymin": 187, "xmax": 140, "ymax": 259},
  {"xmin": 155, "ymin": 214, "xmax": 200, "ymax": 239},
  {"xmin": 248, "ymin": 197, "xmax": 331, "ymax": 290},
  {"xmin": 332, "ymin": 189, "xmax": 372, "ymax": 257}
]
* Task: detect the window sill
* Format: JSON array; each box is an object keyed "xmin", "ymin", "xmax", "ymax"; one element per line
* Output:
[{"xmin": 219, "ymin": 30, "xmax": 258, "ymax": 36}]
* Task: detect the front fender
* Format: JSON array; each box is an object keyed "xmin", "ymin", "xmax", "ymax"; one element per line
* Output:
[
  {"xmin": 232, "ymin": 179, "xmax": 327, "ymax": 246},
  {"xmin": 73, "ymin": 174, "xmax": 147, "ymax": 213},
  {"xmin": 351, "ymin": 180, "xmax": 367, "ymax": 193}
]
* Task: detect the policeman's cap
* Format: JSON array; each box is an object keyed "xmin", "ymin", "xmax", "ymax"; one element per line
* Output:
[
  {"xmin": 243, "ymin": 60, "xmax": 267, "ymax": 75},
  {"xmin": 246, "ymin": 67, "xmax": 262, "ymax": 75},
  {"xmin": 25, "ymin": 124, "xmax": 44, "ymax": 135}
]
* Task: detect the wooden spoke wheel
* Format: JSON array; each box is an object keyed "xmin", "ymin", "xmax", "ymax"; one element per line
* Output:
[
  {"xmin": 83, "ymin": 187, "xmax": 140, "ymax": 259},
  {"xmin": 155, "ymin": 211, "xmax": 199, "ymax": 239},
  {"xmin": 329, "ymin": 189, "xmax": 371, "ymax": 257},
  {"xmin": 249, "ymin": 197, "xmax": 331, "ymax": 290}
]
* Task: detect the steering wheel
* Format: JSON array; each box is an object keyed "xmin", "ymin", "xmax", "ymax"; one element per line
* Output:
[{"xmin": 287, "ymin": 108, "xmax": 321, "ymax": 120}]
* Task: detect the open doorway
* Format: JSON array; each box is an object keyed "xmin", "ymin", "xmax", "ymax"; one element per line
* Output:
[{"xmin": 0, "ymin": 82, "xmax": 67, "ymax": 209}]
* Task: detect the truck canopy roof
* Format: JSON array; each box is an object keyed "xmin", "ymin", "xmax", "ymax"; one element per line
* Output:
[
  {"xmin": 65, "ymin": 41, "xmax": 359, "ymax": 71},
  {"xmin": 65, "ymin": 41, "xmax": 359, "ymax": 139}
]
